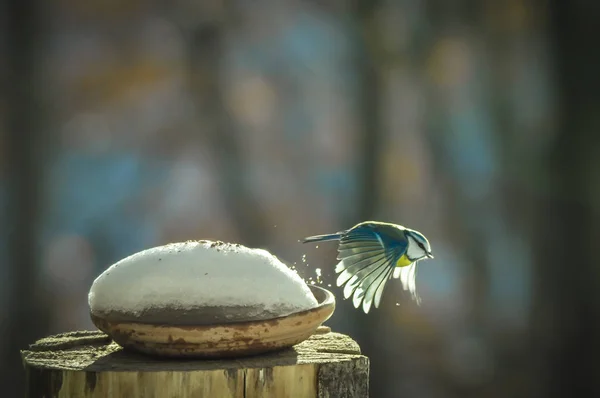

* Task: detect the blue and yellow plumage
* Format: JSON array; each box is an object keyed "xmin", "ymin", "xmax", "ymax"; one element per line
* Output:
[{"xmin": 303, "ymin": 221, "xmax": 434, "ymax": 313}]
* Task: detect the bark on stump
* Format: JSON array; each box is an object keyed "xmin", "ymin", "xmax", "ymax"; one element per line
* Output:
[{"xmin": 22, "ymin": 327, "xmax": 369, "ymax": 397}]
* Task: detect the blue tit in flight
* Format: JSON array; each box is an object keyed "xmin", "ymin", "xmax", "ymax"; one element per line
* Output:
[{"xmin": 303, "ymin": 221, "xmax": 433, "ymax": 313}]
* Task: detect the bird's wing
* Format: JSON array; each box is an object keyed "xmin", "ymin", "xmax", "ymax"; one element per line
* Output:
[
  {"xmin": 334, "ymin": 224, "xmax": 408, "ymax": 313},
  {"xmin": 393, "ymin": 261, "xmax": 421, "ymax": 304}
]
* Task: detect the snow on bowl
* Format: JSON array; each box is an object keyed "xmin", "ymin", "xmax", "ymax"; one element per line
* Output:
[{"xmin": 88, "ymin": 240, "xmax": 335, "ymax": 358}]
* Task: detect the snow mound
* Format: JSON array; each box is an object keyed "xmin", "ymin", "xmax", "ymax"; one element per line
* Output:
[{"xmin": 88, "ymin": 240, "xmax": 318, "ymax": 324}]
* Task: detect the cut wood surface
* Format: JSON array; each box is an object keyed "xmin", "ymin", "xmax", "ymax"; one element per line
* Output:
[{"xmin": 22, "ymin": 327, "xmax": 369, "ymax": 398}]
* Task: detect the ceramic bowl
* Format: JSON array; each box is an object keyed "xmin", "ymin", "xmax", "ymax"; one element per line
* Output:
[{"xmin": 90, "ymin": 285, "xmax": 335, "ymax": 358}]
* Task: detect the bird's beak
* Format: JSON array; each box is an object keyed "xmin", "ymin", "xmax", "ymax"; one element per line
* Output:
[{"xmin": 426, "ymin": 252, "xmax": 434, "ymax": 259}]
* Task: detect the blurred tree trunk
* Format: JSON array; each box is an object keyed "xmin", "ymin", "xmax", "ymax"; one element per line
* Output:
[
  {"xmin": 3, "ymin": 0, "xmax": 48, "ymax": 396},
  {"xmin": 355, "ymin": 1, "xmax": 382, "ymax": 223},
  {"xmin": 187, "ymin": 9, "xmax": 269, "ymax": 248},
  {"xmin": 349, "ymin": 1, "xmax": 385, "ymax": 397},
  {"xmin": 531, "ymin": 1, "xmax": 600, "ymax": 397}
]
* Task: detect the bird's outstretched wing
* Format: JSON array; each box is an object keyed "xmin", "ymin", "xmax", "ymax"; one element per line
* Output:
[
  {"xmin": 334, "ymin": 224, "xmax": 408, "ymax": 313},
  {"xmin": 392, "ymin": 260, "xmax": 421, "ymax": 305}
]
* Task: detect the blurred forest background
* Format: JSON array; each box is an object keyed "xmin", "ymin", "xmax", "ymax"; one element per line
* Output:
[{"xmin": 2, "ymin": 0, "xmax": 600, "ymax": 397}]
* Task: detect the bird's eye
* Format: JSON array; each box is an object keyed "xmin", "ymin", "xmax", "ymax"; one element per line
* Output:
[{"xmin": 418, "ymin": 242, "xmax": 425, "ymax": 250}]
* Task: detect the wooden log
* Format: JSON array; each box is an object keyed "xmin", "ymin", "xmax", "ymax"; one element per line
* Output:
[{"xmin": 22, "ymin": 327, "xmax": 369, "ymax": 398}]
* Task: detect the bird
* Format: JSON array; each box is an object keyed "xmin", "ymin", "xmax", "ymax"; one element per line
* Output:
[{"xmin": 302, "ymin": 221, "xmax": 433, "ymax": 314}]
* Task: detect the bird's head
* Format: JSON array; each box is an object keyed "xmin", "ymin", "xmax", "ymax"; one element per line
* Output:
[{"xmin": 405, "ymin": 229, "xmax": 434, "ymax": 261}]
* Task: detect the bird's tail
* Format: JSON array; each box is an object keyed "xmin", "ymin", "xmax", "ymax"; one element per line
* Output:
[{"xmin": 302, "ymin": 232, "xmax": 343, "ymax": 243}]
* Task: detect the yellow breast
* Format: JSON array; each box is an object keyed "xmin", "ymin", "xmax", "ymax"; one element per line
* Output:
[{"xmin": 395, "ymin": 254, "xmax": 413, "ymax": 267}]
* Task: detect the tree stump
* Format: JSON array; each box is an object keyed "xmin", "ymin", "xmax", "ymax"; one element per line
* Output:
[{"xmin": 21, "ymin": 327, "xmax": 369, "ymax": 397}]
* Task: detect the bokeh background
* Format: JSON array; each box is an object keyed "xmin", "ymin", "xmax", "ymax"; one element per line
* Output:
[{"xmin": 3, "ymin": 0, "xmax": 600, "ymax": 397}]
